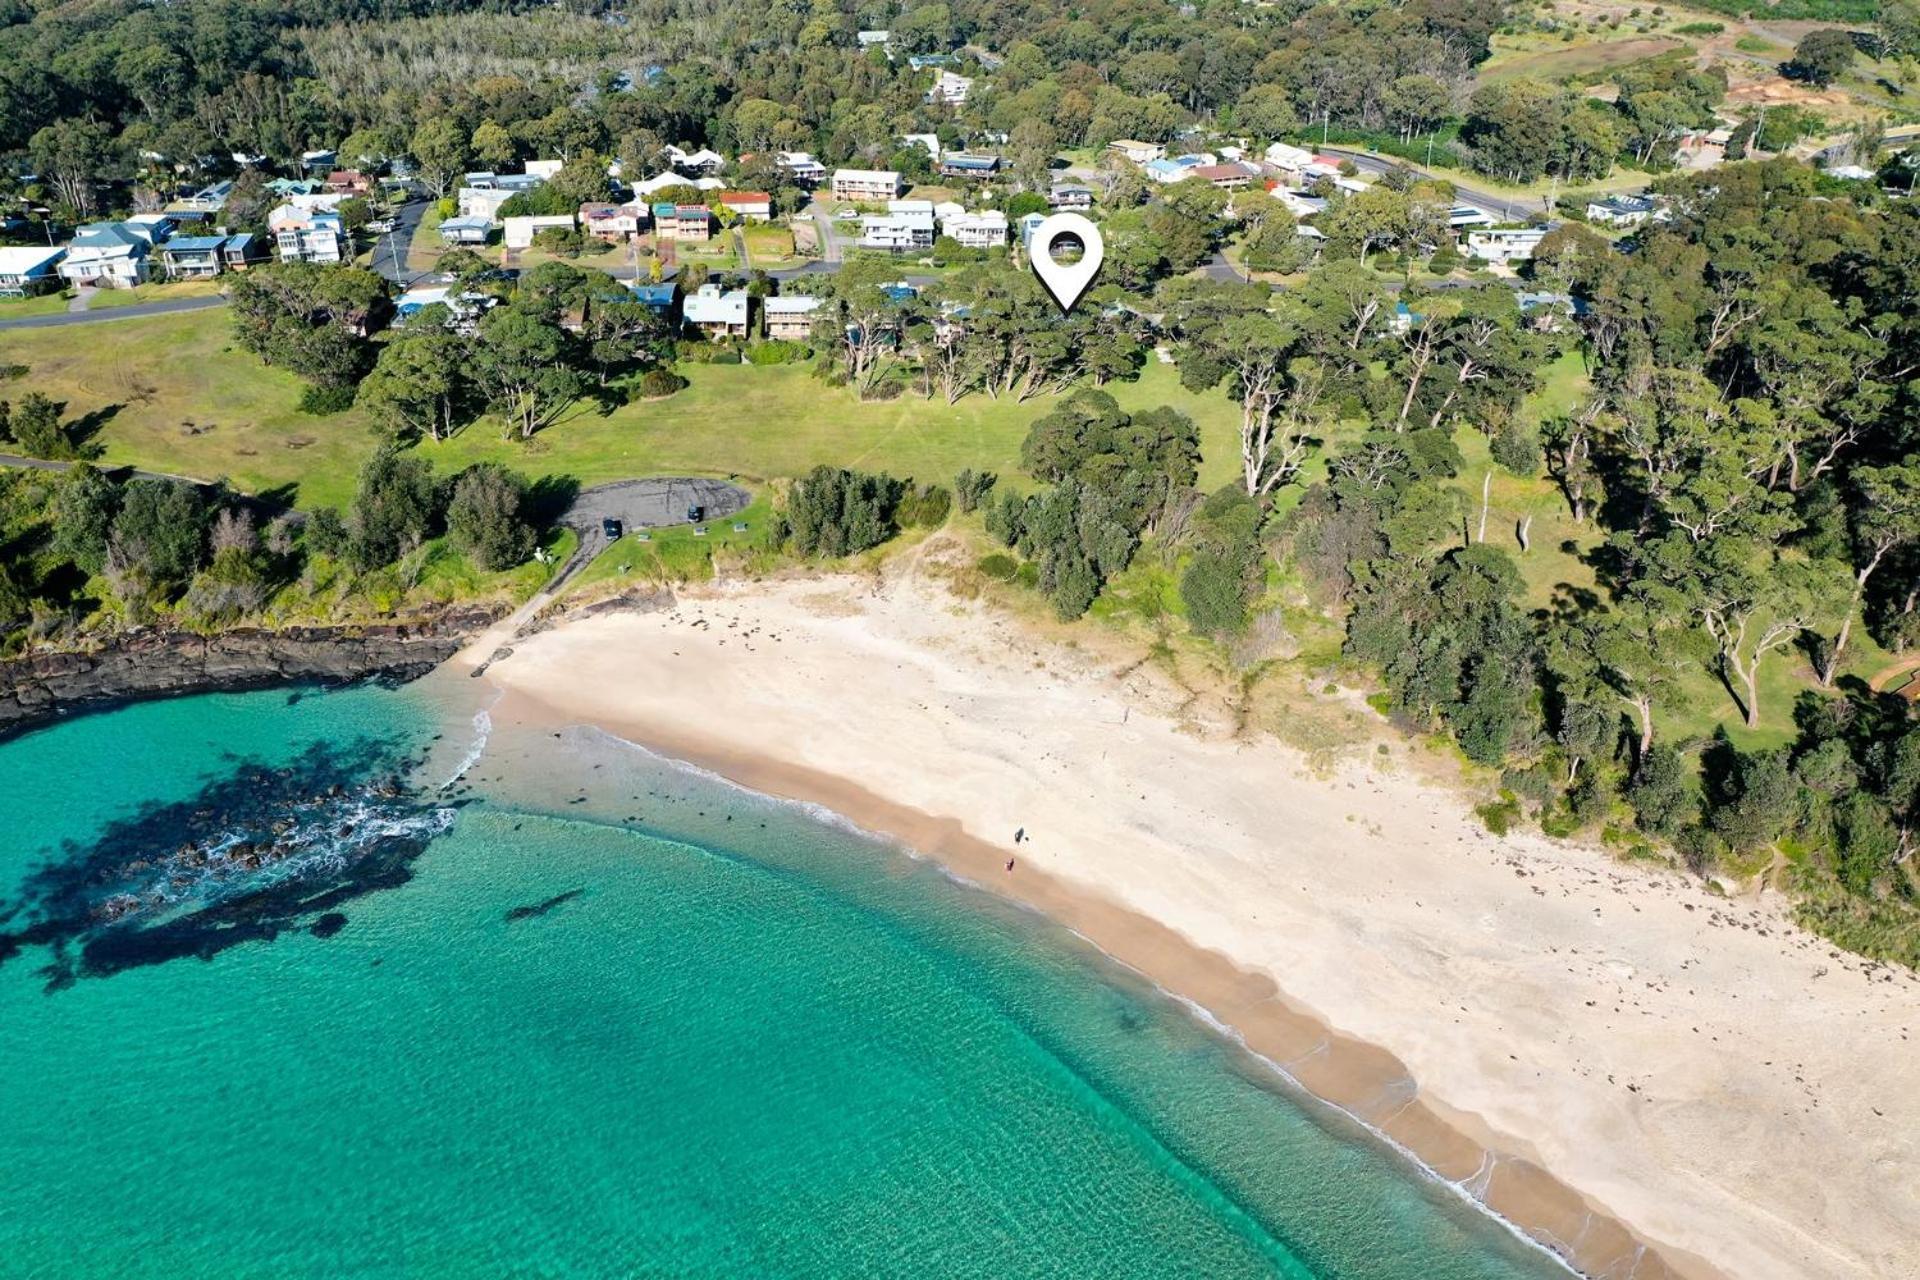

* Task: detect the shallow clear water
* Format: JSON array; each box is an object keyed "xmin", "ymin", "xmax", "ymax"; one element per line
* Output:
[{"xmin": 0, "ymin": 684, "xmax": 1567, "ymax": 1278}]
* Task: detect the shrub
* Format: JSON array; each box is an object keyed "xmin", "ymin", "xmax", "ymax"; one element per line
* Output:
[
  {"xmin": 1180, "ymin": 548, "xmax": 1250, "ymax": 636},
  {"xmin": 299, "ymin": 383, "xmax": 357, "ymax": 415},
  {"xmin": 953, "ymin": 468, "xmax": 997, "ymax": 514},
  {"xmin": 447, "ymin": 462, "xmax": 535, "ymax": 570},
  {"xmin": 978, "ymin": 552, "xmax": 1019, "ymax": 581},
  {"xmin": 636, "ymin": 368, "xmax": 688, "ymax": 399},
  {"xmin": 896, "ymin": 483, "xmax": 952, "ymax": 528},
  {"xmin": 785, "ymin": 465, "xmax": 905, "ymax": 557},
  {"xmin": 1673, "ymin": 21, "xmax": 1724, "ymax": 34},
  {"xmin": 745, "ymin": 339, "xmax": 807, "ymax": 365}
]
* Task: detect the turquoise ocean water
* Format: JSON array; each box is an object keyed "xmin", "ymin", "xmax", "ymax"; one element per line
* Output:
[{"xmin": 0, "ymin": 681, "xmax": 1568, "ymax": 1279}]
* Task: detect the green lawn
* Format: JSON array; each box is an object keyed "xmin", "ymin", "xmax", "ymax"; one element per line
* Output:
[
  {"xmin": 88, "ymin": 280, "xmax": 224, "ymax": 310},
  {"xmin": 0, "ymin": 291, "xmax": 73, "ymax": 318},
  {"xmin": 0, "ymin": 309, "xmax": 1243, "ymax": 510}
]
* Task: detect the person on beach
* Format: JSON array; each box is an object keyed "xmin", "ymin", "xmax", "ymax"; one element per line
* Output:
[
  {"xmin": 1014, "ymin": 827, "xmax": 1025, "ymax": 844},
  {"xmin": 1005, "ymin": 857, "xmax": 1015, "ymax": 874}
]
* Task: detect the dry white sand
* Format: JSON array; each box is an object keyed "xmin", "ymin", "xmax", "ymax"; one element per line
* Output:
[{"xmin": 477, "ymin": 561, "xmax": 1918, "ymax": 1280}]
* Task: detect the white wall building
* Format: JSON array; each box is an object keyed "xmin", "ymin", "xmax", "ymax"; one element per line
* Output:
[
  {"xmin": 503, "ymin": 214, "xmax": 578, "ymax": 249},
  {"xmin": 1464, "ymin": 228, "xmax": 1550, "ymax": 264},
  {"xmin": 940, "ymin": 209, "xmax": 1008, "ymax": 248}
]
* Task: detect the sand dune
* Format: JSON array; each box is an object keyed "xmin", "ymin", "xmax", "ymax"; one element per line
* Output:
[{"xmin": 480, "ymin": 557, "xmax": 1918, "ymax": 1280}]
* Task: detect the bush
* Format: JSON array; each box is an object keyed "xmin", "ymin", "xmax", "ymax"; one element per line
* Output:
[
  {"xmin": 299, "ymin": 383, "xmax": 357, "ymax": 415},
  {"xmin": 636, "ymin": 368, "xmax": 688, "ymax": 399},
  {"xmin": 953, "ymin": 468, "xmax": 997, "ymax": 514},
  {"xmin": 745, "ymin": 339, "xmax": 807, "ymax": 365},
  {"xmin": 896, "ymin": 483, "xmax": 952, "ymax": 528},
  {"xmin": 446, "ymin": 462, "xmax": 535, "ymax": 570},
  {"xmin": 1180, "ymin": 548, "xmax": 1250, "ymax": 636},
  {"xmin": 1673, "ymin": 21, "xmax": 1724, "ymax": 34},
  {"xmin": 785, "ymin": 465, "xmax": 905, "ymax": 557},
  {"xmin": 978, "ymin": 552, "xmax": 1019, "ymax": 581}
]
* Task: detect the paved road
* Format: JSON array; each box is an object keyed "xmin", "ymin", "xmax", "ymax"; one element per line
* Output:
[
  {"xmin": 369, "ymin": 197, "xmax": 431, "ymax": 284},
  {"xmin": 0, "ymin": 294, "xmax": 226, "ymax": 332},
  {"xmin": 1315, "ymin": 147, "xmax": 1637, "ymax": 222}
]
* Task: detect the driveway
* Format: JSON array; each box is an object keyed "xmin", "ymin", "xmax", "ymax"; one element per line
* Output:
[{"xmin": 548, "ymin": 477, "xmax": 753, "ymax": 588}]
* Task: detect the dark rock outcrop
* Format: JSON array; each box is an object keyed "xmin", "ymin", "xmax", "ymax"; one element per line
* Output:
[{"xmin": 0, "ymin": 606, "xmax": 503, "ymax": 741}]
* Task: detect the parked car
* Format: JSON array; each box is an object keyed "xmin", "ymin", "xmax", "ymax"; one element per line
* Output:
[
  {"xmin": 602, "ymin": 517, "xmax": 623, "ymax": 539},
  {"xmin": 685, "ymin": 504, "xmax": 705, "ymax": 523}
]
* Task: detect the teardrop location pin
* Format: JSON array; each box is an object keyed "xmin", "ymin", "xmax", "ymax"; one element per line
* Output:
[{"xmin": 1029, "ymin": 213, "xmax": 1104, "ymax": 315}]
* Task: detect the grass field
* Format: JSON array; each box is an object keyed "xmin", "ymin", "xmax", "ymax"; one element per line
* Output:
[
  {"xmin": 87, "ymin": 280, "xmax": 225, "ymax": 310},
  {"xmin": 0, "ymin": 309, "xmax": 1244, "ymax": 510},
  {"xmin": 0, "ymin": 292, "xmax": 71, "ymax": 319}
]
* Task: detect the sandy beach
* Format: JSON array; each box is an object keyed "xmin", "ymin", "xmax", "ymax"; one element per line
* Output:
[{"xmin": 475, "ymin": 547, "xmax": 1918, "ymax": 1280}]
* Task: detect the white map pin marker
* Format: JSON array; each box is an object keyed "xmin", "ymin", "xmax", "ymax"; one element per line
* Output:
[{"xmin": 1029, "ymin": 213, "xmax": 1103, "ymax": 314}]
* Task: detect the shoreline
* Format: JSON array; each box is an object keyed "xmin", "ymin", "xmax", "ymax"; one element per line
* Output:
[
  {"xmin": 501, "ymin": 695, "xmax": 1668, "ymax": 1279},
  {"xmin": 476, "ymin": 561, "xmax": 1917, "ymax": 1280}
]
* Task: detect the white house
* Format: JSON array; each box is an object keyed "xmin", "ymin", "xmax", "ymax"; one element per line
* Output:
[
  {"xmin": 777, "ymin": 152, "xmax": 827, "ymax": 185},
  {"xmin": 927, "ymin": 70, "xmax": 973, "ymax": 106},
  {"xmin": 940, "ymin": 209, "xmax": 1007, "ymax": 248},
  {"xmin": 1263, "ymin": 141, "xmax": 1316, "ymax": 174},
  {"xmin": 1447, "ymin": 205, "xmax": 1496, "ymax": 230},
  {"xmin": 860, "ymin": 200, "xmax": 936, "ymax": 250},
  {"xmin": 59, "ymin": 223, "xmax": 157, "ymax": 288},
  {"xmin": 1465, "ymin": 227, "xmax": 1550, "ymax": 264},
  {"xmin": 457, "ymin": 187, "xmax": 516, "ymax": 222},
  {"xmin": 503, "ymin": 214, "xmax": 577, "ymax": 249},
  {"xmin": 718, "ymin": 191, "xmax": 773, "ymax": 221},
  {"xmin": 856, "ymin": 29, "xmax": 890, "ymax": 49},
  {"xmin": 683, "ymin": 282, "xmax": 750, "ymax": 339},
  {"xmin": 633, "ymin": 171, "xmax": 704, "ymax": 198},
  {"xmin": 900, "ymin": 133, "xmax": 942, "ymax": 162},
  {"xmin": 438, "ymin": 214, "xmax": 494, "ymax": 244},
  {"xmin": 1108, "ymin": 140, "xmax": 1165, "ymax": 165},
  {"xmin": 1585, "ymin": 195, "xmax": 1655, "ymax": 227},
  {"xmin": 0, "ymin": 245, "xmax": 66, "ymax": 296},
  {"xmin": 832, "ymin": 168, "xmax": 905, "ymax": 202},
  {"xmin": 763, "ymin": 295, "xmax": 822, "ymax": 340},
  {"xmin": 664, "ymin": 145, "xmax": 725, "ymax": 174},
  {"xmin": 523, "ymin": 158, "xmax": 565, "ymax": 180},
  {"xmin": 268, "ymin": 204, "xmax": 345, "ymax": 263}
]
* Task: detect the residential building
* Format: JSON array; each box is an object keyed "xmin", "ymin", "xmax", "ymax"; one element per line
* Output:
[
  {"xmin": 299, "ymin": 149, "xmax": 336, "ymax": 173},
  {"xmin": 906, "ymin": 53, "xmax": 950, "ymax": 70},
  {"xmin": 439, "ymin": 215, "xmax": 494, "ymax": 244},
  {"xmin": 1271, "ymin": 189, "xmax": 1327, "ymax": 219},
  {"xmin": 324, "ymin": 170, "xmax": 373, "ymax": 196},
  {"xmin": 1263, "ymin": 141, "xmax": 1315, "ymax": 174},
  {"xmin": 776, "ymin": 152, "xmax": 827, "ymax": 185},
  {"xmin": 831, "ymin": 168, "xmax": 905, "ymax": 202},
  {"xmin": 1447, "ymin": 205, "xmax": 1496, "ymax": 230},
  {"xmin": 633, "ymin": 171, "xmax": 705, "ymax": 199},
  {"xmin": 1585, "ymin": 195, "xmax": 1655, "ymax": 227},
  {"xmin": 1464, "ymin": 227, "xmax": 1549, "ymax": 264},
  {"xmin": 763, "ymin": 295, "xmax": 822, "ymax": 340},
  {"xmin": 1192, "ymin": 162, "xmax": 1258, "ymax": 190},
  {"xmin": 522, "ymin": 159, "xmax": 565, "ymax": 180},
  {"xmin": 124, "ymin": 213, "xmax": 178, "ymax": 244},
  {"xmin": 462, "ymin": 171, "xmax": 546, "ymax": 194},
  {"xmin": 1515, "ymin": 291, "xmax": 1587, "ymax": 332},
  {"xmin": 1048, "ymin": 184, "xmax": 1094, "ymax": 210},
  {"xmin": 856, "ymin": 29, "xmax": 889, "ymax": 48},
  {"xmin": 938, "ymin": 153, "xmax": 1001, "ymax": 179},
  {"xmin": 222, "ymin": 233, "xmax": 263, "ymax": 271},
  {"xmin": 1107, "ymin": 140, "xmax": 1164, "ymax": 165},
  {"xmin": 718, "ymin": 191, "xmax": 773, "ymax": 221},
  {"xmin": 927, "ymin": 70, "xmax": 973, "ymax": 106},
  {"xmin": 940, "ymin": 209, "xmax": 1007, "ymax": 248},
  {"xmin": 394, "ymin": 286, "xmax": 496, "ymax": 330},
  {"xmin": 159, "ymin": 235, "xmax": 233, "ymax": 279},
  {"xmin": 171, "ymin": 179, "xmax": 233, "ymax": 214},
  {"xmin": 0, "ymin": 246, "xmax": 65, "ymax": 296},
  {"xmin": 629, "ymin": 281, "xmax": 679, "ymax": 317},
  {"xmin": 683, "ymin": 282, "xmax": 750, "ymax": 339},
  {"xmin": 59, "ymin": 222, "xmax": 159, "ymax": 288},
  {"xmin": 268, "ymin": 204, "xmax": 346, "ymax": 263},
  {"xmin": 1016, "ymin": 211, "xmax": 1048, "ymax": 247},
  {"xmin": 900, "ymin": 133, "xmax": 942, "ymax": 162},
  {"xmin": 860, "ymin": 199, "xmax": 935, "ymax": 250},
  {"xmin": 653, "ymin": 203, "xmax": 712, "ymax": 240},
  {"xmin": 1143, "ymin": 158, "xmax": 1193, "ymax": 184},
  {"xmin": 580, "ymin": 202, "xmax": 648, "ymax": 239},
  {"xmin": 503, "ymin": 214, "xmax": 577, "ymax": 249},
  {"xmin": 663, "ymin": 146, "xmax": 725, "ymax": 175},
  {"xmin": 458, "ymin": 188, "xmax": 516, "ymax": 223},
  {"xmin": 283, "ymin": 192, "xmax": 345, "ymax": 215},
  {"xmin": 267, "ymin": 177, "xmax": 323, "ymax": 198}
]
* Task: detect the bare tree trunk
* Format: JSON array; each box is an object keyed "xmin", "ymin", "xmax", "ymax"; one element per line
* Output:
[
  {"xmin": 1516, "ymin": 513, "xmax": 1532, "ymax": 552},
  {"xmin": 1476, "ymin": 470, "xmax": 1491, "ymax": 543}
]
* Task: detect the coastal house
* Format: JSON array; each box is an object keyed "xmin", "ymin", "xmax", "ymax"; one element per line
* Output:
[
  {"xmin": 633, "ymin": 171, "xmax": 709, "ymax": 199},
  {"xmin": 926, "ymin": 70, "xmax": 973, "ymax": 106},
  {"xmin": 718, "ymin": 191, "xmax": 773, "ymax": 221},
  {"xmin": 439, "ymin": 214, "xmax": 495, "ymax": 244},
  {"xmin": 940, "ymin": 209, "xmax": 1007, "ymax": 248},
  {"xmin": 1263, "ymin": 141, "xmax": 1316, "ymax": 174},
  {"xmin": 777, "ymin": 152, "xmax": 827, "ymax": 186},
  {"xmin": 1448, "ymin": 205, "xmax": 1496, "ymax": 230},
  {"xmin": 860, "ymin": 199, "xmax": 936, "ymax": 251},
  {"xmin": 324, "ymin": 169, "xmax": 373, "ymax": 197},
  {"xmin": 503, "ymin": 214, "xmax": 577, "ymax": 250},
  {"xmin": 522, "ymin": 159, "xmax": 566, "ymax": 181},
  {"xmin": 663, "ymin": 145, "xmax": 725, "ymax": 175},
  {"xmin": 1049, "ymin": 184, "xmax": 1094, "ymax": 210},
  {"xmin": 125, "ymin": 214, "xmax": 178, "ymax": 243},
  {"xmin": 58, "ymin": 222, "xmax": 159, "ymax": 288},
  {"xmin": 1016, "ymin": 211, "xmax": 1048, "ymax": 248},
  {"xmin": 1107, "ymin": 140, "xmax": 1164, "ymax": 165},
  {"xmin": 901, "ymin": 133, "xmax": 942, "ymax": 162},
  {"xmin": 158, "ymin": 234, "xmax": 233, "ymax": 279},
  {"xmin": 1143, "ymin": 158, "xmax": 1194, "ymax": 184},
  {"xmin": 0, "ymin": 245, "xmax": 66, "ymax": 296},
  {"xmin": 831, "ymin": 168, "xmax": 905, "ymax": 202},
  {"xmin": 938, "ymin": 153, "xmax": 1001, "ymax": 180},
  {"xmin": 394, "ymin": 286, "xmax": 497, "ymax": 331},
  {"xmin": 683, "ymin": 282, "xmax": 750, "ymax": 340},
  {"xmin": 1192, "ymin": 162, "xmax": 1259, "ymax": 190},
  {"xmin": 629, "ymin": 281, "xmax": 679, "ymax": 318},
  {"xmin": 462, "ymin": 171, "xmax": 546, "ymax": 194},
  {"xmin": 762, "ymin": 294, "xmax": 821, "ymax": 340},
  {"xmin": 268, "ymin": 204, "xmax": 346, "ymax": 263},
  {"xmin": 653, "ymin": 203, "xmax": 712, "ymax": 241},
  {"xmin": 856, "ymin": 29, "xmax": 890, "ymax": 49},
  {"xmin": 222, "ymin": 232, "xmax": 263, "ymax": 271},
  {"xmin": 1586, "ymin": 195, "xmax": 1655, "ymax": 228},
  {"xmin": 299, "ymin": 148, "xmax": 336, "ymax": 173},
  {"xmin": 171, "ymin": 179, "xmax": 233, "ymax": 214},
  {"xmin": 1271, "ymin": 189, "xmax": 1327, "ymax": 219},
  {"xmin": 580, "ymin": 202, "xmax": 648, "ymax": 240},
  {"xmin": 1464, "ymin": 227, "xmax": 1549, "ymax": 264}
]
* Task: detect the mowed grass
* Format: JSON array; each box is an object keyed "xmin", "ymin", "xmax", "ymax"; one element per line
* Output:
[
  {"xmin": 0, "ymin": 292, "xmax": 73, "ymax": 319},
  {"xmin": 1480, "ymin": 36, "xmax": 1686, "ymax": 85},
  {"xmin": 0, "ymin": 309, "xmax": 1243, "ymax": 509}
]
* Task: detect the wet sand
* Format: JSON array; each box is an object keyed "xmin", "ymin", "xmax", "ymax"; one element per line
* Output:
[{"xmin": 475, "ymin": 562, "xmax": 1919, "ymax": 1280}]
